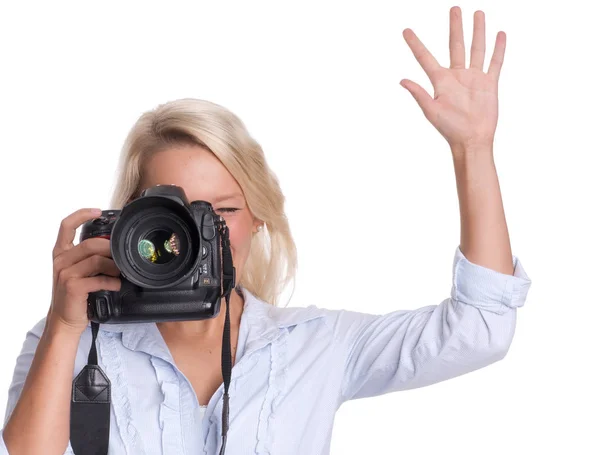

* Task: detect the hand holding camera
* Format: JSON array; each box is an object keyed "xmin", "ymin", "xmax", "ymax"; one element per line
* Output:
[{"xmin": 48, "ymin": 208, "xmax": 122, "ymax": 336}]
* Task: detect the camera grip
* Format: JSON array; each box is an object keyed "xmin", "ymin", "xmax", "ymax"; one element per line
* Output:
[{"xmin": 87, "ymin": 287, "xmax": 222, "ymax": 323}]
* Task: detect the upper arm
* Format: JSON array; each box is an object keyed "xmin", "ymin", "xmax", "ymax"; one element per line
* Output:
[{"xmin": 336, "ymin": 245, "xmax": 532, "ymax": 402}]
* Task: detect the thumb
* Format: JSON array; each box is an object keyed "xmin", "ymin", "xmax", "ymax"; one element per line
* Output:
[{"xmin": 400, "ymin": 79, "xmax": 435, "ymax": 118}]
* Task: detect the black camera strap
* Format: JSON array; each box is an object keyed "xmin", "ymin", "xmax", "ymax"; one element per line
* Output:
[
  {"xmin": 218, "ymin": 220, "xmax": 235, "ymax": 455},
  {"xmin": 70, "ymin": 320, "xmax": 111, "ymax": 455},
  {"xmin": 70, "ymin": 220, "xmax": 236, "ymax": 455}
]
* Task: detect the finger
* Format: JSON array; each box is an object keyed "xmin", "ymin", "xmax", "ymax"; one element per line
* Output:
[
  {"xmin": 470, "ymin": 10, "xmax": 486, "ymax": 70},
  {"xmin": 449, "ymin": 6, "xmax": 465, "ymax": 69},
  {"xmin": 63, "ymin": 275, "xmax": 122, "ymax": 300},
  {"xmin": 53, "ymin": 208, "xmax": 102, "ymax": 259},
  {"xmin": 402, "ymin": 28, "xmax": 442, "ymax": 85},
  {"xmin": 400, "ymin": 79, "xmax": 435, "ymax": 119},
  {"xmin": 54, "ymin": 237, "xmax": 112, "ymax": 274},
  {"xmin": 61, "ymin": 255, "xmax": 120, "ymax": 283},
  {"xmin": 487, "ymin": 31, "xmax": 506, "ymax": 82}
]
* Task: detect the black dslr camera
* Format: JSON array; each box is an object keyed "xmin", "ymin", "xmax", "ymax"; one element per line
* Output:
[
  {"xmin": 71, "ymin": 185, "xmax": 237, "ymax": 454},
  {"xmin": 79, "ymin": 184, "xmax": 235, "ymax": 324}
]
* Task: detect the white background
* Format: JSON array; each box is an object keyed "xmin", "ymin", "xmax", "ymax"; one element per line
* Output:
[{"xmin": 0, "ymin": 0, "xmax": 598, "ymax": 454}]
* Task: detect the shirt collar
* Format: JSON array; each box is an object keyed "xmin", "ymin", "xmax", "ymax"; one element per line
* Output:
[{"xmin": 238, "ymin": 286, "xmax": 326, "ymax": 355}]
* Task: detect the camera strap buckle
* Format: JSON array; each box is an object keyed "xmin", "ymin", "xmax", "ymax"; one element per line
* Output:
[{"xmin": 222, "ymin": 267, "xmax": 236, "ymax": 295}]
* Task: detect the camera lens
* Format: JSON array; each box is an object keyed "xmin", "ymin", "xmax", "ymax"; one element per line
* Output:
[
  {"xmin": 110, "ymin": 196, "xmax": 201, "ymax": 289},
  {"xmin": 137, "ymin": 230, "xmax": 181, "ymax": 264}
]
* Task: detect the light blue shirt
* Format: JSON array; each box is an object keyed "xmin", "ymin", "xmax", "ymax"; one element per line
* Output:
[{"xmin": 0, "ymin": 245, "xmax": 532, "ymax": 454}]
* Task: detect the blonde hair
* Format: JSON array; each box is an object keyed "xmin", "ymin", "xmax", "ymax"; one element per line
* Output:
[{"xmin": 109, "ymin": 98, "xmax": 296, "ymax": 307}]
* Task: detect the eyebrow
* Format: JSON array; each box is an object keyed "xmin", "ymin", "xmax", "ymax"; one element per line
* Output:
[{"xmin": 213, "ymin": 193, "xmax": 244, "ymax": 204}]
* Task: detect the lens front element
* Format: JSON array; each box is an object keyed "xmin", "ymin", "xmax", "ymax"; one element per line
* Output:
[{"xmin": 137, "ymin": 230, "xmax": 181, "ymax": 264}]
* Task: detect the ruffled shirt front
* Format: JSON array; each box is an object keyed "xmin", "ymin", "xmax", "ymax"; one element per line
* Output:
[{"xmin": 0, "ymin": 245, "xmax": 532, "ymax": 454}]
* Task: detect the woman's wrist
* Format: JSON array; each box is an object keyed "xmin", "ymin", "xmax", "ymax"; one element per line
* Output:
[{"xmin": 44, "ymin": 314, "xmax": 87, "ymax": 340}]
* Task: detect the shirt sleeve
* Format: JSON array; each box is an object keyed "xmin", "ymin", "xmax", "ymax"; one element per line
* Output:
[
  {"xmin": 0, "ymin": 432, "xmax": 8, "ymax": 455},
  {"xmin": 337, "ymin": 245, "xmax": 532, "ymax": 402},
  {"xmin": 0, "ymin": 318, "xmax": 75, "ymax": 454}
]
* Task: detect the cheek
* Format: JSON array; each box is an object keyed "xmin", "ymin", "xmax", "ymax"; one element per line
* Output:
[{"xmin": 221, "ymin": 217, "xmax": 253, "ymax": 261}]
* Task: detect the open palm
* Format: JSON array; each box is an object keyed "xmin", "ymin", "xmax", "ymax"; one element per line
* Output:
[{"xmin": 400, "ymin": 7, "xmax": 505, "ymax": 151}]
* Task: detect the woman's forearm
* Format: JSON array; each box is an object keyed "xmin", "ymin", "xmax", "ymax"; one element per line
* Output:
[
  {"xmin": 451, "ymin": 144, "xmax": 514, "ymax": 276},
  {"xmin": 3, "ymin": 322, "xmax": 81, "ymax": 455}
]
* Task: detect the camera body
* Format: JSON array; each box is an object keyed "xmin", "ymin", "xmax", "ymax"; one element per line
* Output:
[{"xmin": 80, "ymin": 185, "xmax": 229, "ymax": 324}]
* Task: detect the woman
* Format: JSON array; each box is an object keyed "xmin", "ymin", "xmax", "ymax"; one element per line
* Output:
[{"xmin": 1, "ymin": 6, "xmax": 531, "ymax": 455}]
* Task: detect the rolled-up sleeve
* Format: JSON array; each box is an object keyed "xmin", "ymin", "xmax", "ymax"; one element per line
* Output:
[{"xmin": 337, "ymin": 245, "xmax": 532, "ymax": 402}]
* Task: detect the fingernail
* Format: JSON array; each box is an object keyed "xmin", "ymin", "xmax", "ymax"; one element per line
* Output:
[{"xmin": 91, "ymin": 208, "xmax": 102, "ymax": 216}]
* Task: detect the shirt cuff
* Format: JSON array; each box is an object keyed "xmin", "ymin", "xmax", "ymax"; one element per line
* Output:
[{"xmin": 450, "ymin": 245, "xmax": 532, "ymax": 315}]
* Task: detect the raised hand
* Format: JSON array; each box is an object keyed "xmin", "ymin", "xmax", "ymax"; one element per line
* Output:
[{"xmin": 400, "ymin": 6, "xmax": 505, "ymax": 154}]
